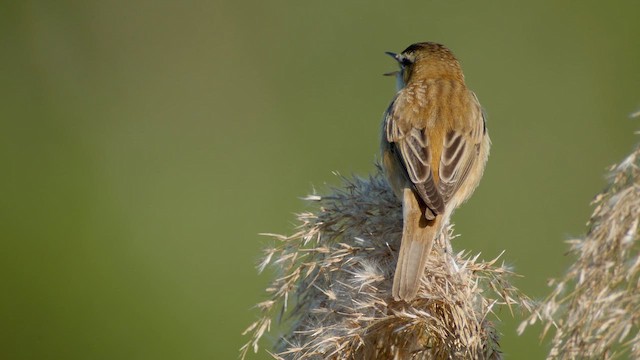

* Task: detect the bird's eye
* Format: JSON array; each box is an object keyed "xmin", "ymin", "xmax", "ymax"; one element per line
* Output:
[{"xmin": 399, "ymin": 57, "xmax": 413, "ymax": 67}]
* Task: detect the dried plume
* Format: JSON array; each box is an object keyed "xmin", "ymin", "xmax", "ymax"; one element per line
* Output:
[
  {"xmin": 519, "ymin": 129, "xmax": 640, "ymax": 359},
  {"xmin": 241, "ymin": 166, "xmax": 532, "ymax": 359}
]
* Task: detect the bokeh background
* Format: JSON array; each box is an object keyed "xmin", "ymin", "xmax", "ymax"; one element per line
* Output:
[{"xmin": 1, "ymin": 1, "xmax": 639, "ymax": 359}]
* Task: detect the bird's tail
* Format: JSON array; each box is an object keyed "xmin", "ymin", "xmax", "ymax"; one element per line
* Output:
[{"xmin": 392, "ymin": 190, "xmax": 443, "ymax": 302}]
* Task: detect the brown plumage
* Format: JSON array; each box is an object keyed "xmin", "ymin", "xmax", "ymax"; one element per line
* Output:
[{"xmin": 381, "ymin": 42, "xmax": 490, "ymax": 301}]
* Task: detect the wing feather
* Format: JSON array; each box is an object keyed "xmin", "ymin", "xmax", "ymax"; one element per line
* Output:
[
  {"xmin": 438, "ymin": 102, "xmax": 485, "ymax": 203},
  {"xmin": 384, "ymin": 99, "xmax": 444, "ymax": 217}
]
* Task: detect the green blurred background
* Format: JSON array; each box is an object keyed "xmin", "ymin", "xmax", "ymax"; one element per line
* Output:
[{"xmin": 1, "ymin": 1, "xmax": 639, "ymax": 359}]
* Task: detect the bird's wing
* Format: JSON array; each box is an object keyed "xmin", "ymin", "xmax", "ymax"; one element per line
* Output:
[
  {"xmin": 437, "ymin": 94, "xmax": 486, "ymax": 203},
  {"xmin": 384, "ymin": 99, "xmax": 444, "ymax": 218}
]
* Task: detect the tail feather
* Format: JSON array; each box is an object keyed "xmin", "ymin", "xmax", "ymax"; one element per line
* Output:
[
  {"xmin": 392, "ymin": 227, "xmax": 436, "ymax": 301},
  {"xmin": 392, "ymin": 189, "xmax": 443, "ymax": 301}
]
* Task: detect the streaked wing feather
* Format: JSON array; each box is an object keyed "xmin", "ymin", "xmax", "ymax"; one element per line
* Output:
[
  {"xmin": 438, "ymin": 112, "xmax": 484, "ymax": 202},
  {"xmin": 384, "ymin": 102, "xmax": 444, "ymax": 216},
  {"xmin": 401, "ymin": 128, "xmax": 430, "ymax": 182}
]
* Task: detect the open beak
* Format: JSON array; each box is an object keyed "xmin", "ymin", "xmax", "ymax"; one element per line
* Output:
[{"xmin": 384, "ymin": 51, "xmax": 400, "ymax": 76}]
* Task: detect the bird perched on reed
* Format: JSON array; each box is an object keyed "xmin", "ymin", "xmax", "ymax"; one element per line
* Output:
[{"xmin": 381, "ymin": 42, "xmax": 490, "ymax": 301}]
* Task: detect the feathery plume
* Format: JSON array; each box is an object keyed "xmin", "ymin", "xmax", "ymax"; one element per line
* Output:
[
  {"xmin": 242, "ymin": 166, "xmax": 531, "ymax": 359},
  {"xmin": 520, "ymin": 131, "xmax": 640, "ymax": 359}
]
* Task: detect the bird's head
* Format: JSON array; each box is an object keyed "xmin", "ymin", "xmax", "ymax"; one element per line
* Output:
[{"xmin": 385, "ymin": 42, "xmax": 464, "ymax": 90}]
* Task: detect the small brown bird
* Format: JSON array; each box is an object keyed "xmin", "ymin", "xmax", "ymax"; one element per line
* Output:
[{"xmin": 381, "ymin": 42, "xmax": 490, "ymax": 301}]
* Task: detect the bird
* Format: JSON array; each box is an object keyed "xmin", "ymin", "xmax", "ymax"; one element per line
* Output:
[{"xmin": 381, "ymin": 42, "xmax": 490, "ymax": 302}]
